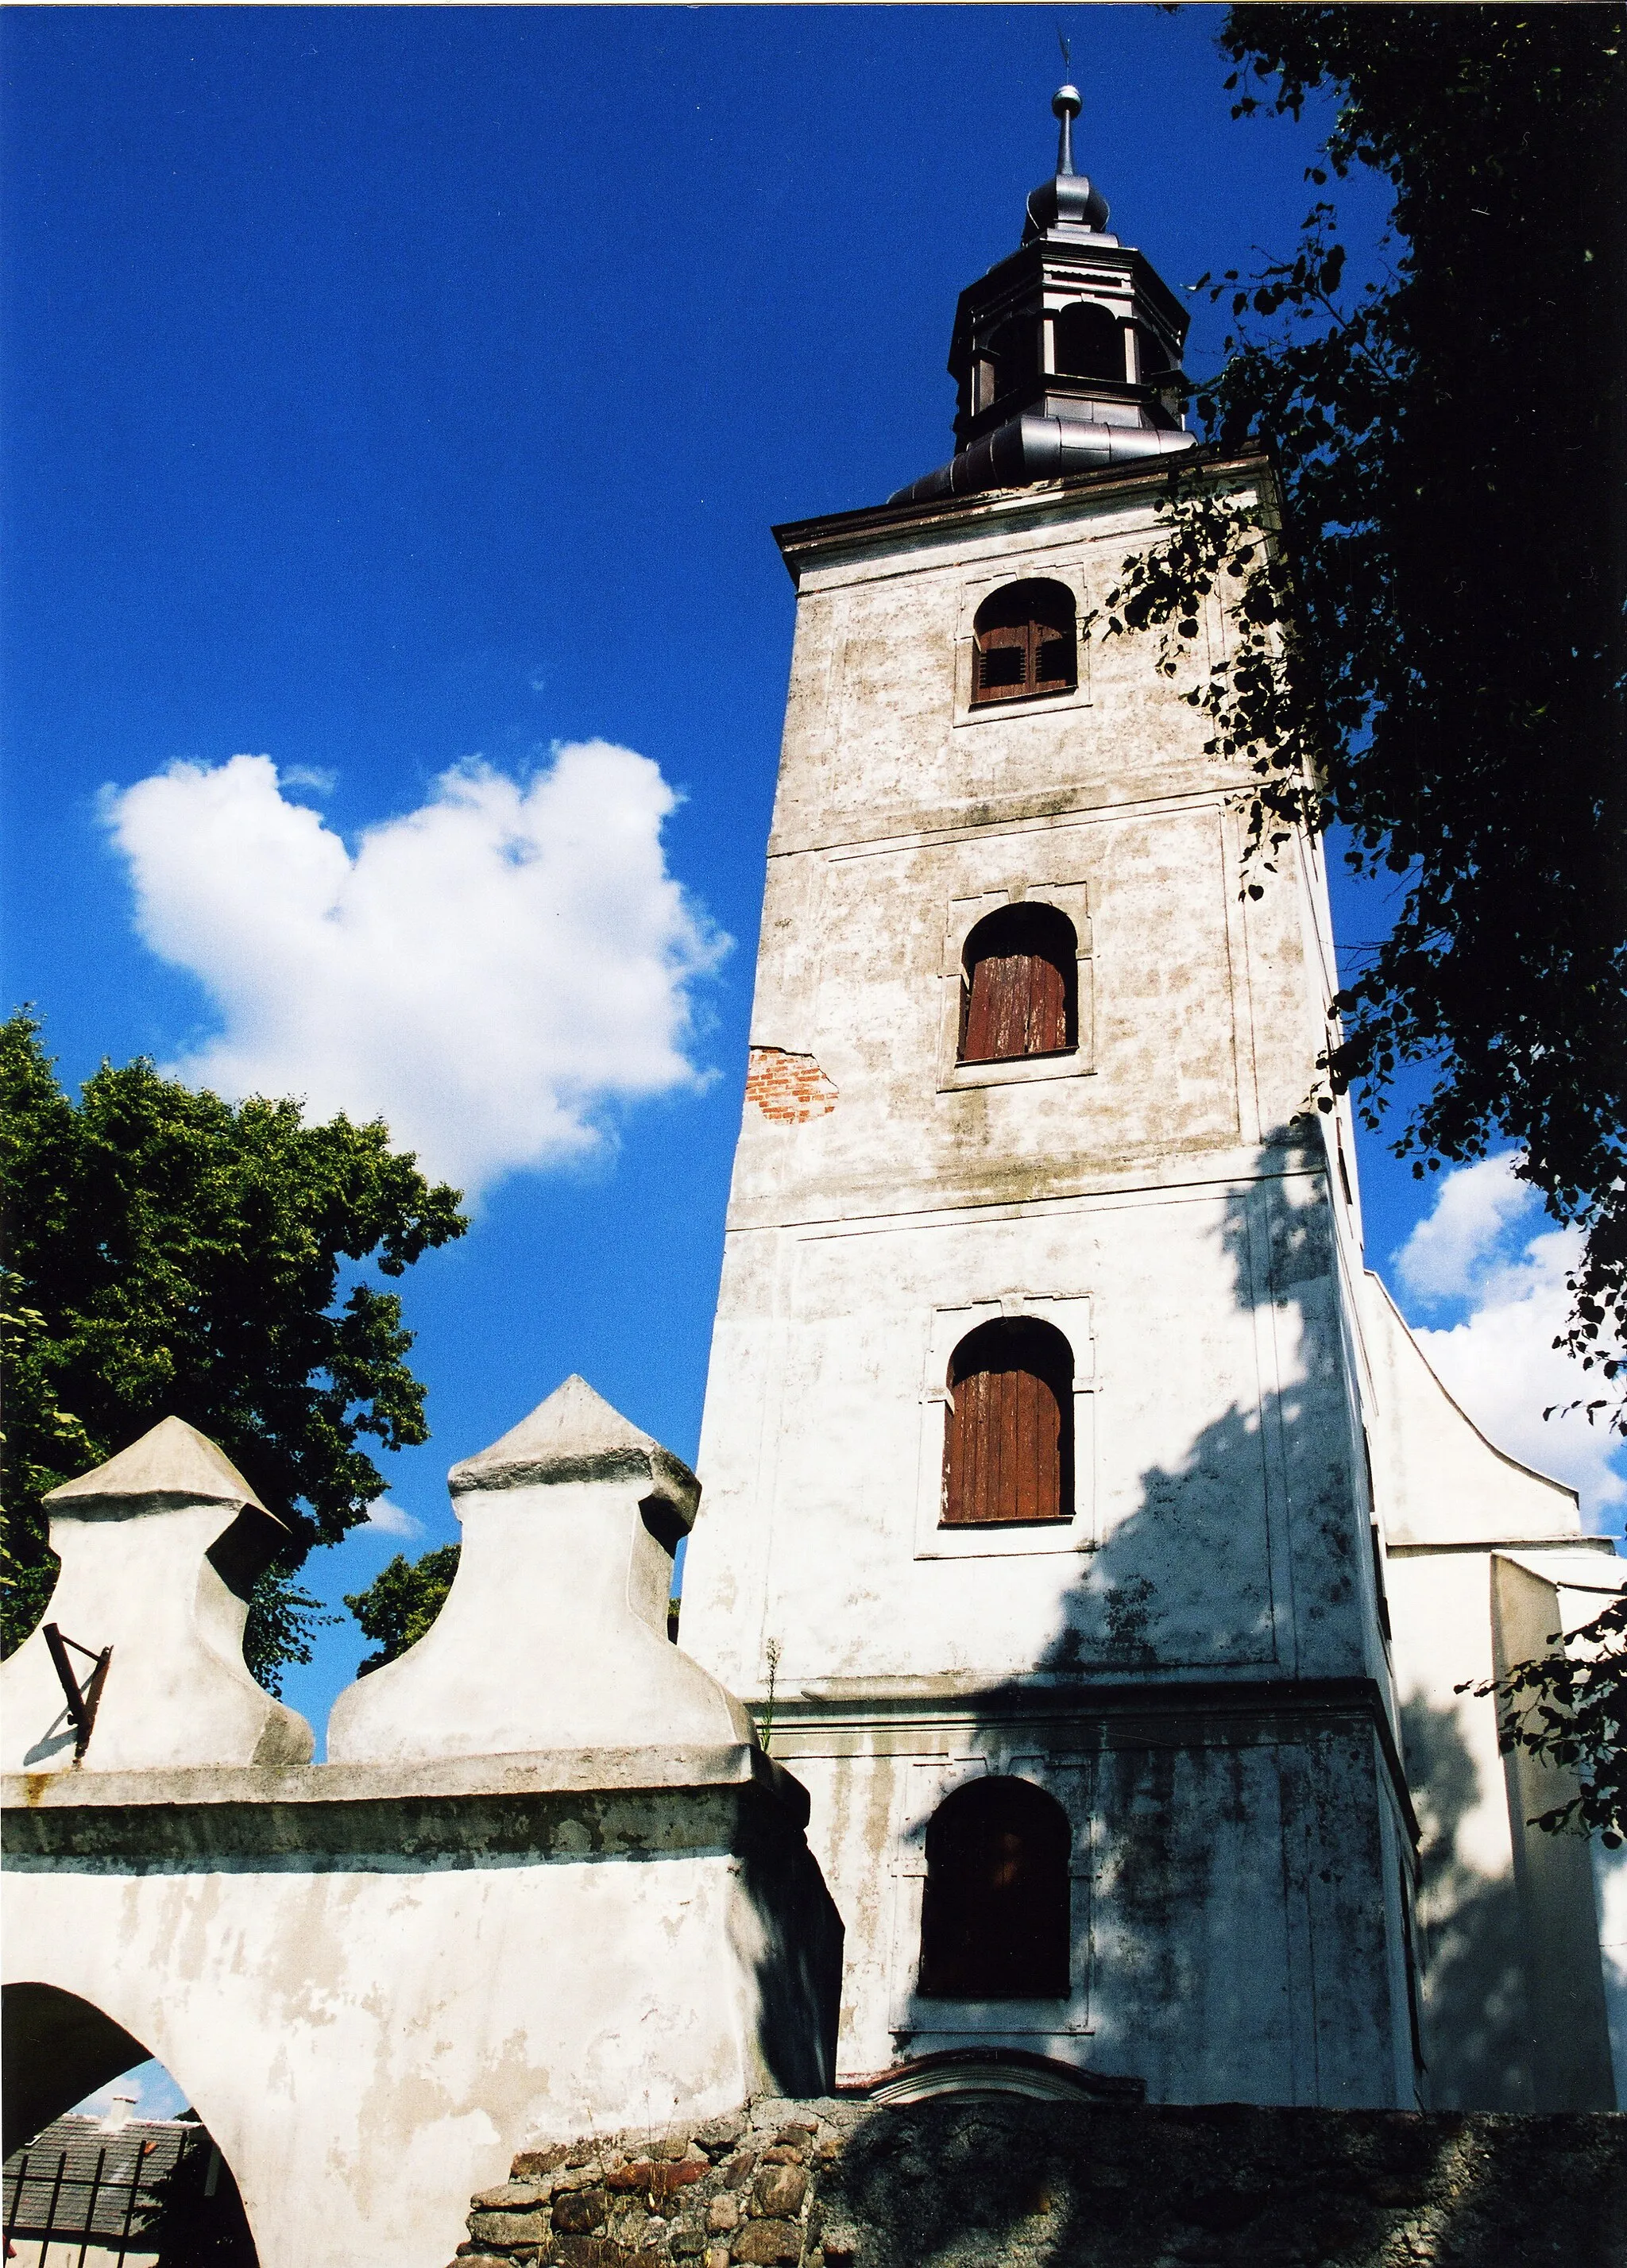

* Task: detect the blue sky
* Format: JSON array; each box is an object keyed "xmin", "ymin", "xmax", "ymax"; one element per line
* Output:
[{"xmin": 3, "ymin": 5, "xmax": 1618, "ymax": 1764}]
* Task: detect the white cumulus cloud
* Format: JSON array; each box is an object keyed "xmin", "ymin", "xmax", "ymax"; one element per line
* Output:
[
  {"xmin": 102, "ymin": 744, "xmax": 728, "ymax": 1196},
  {"xmin": 1390, "ymin": 1153, "xmax": 1537, "ymax": 1304},
  {"xmin": 280, "ymin": 763, "xmax": 338, "ymax": 795},
  {"xmin": 361, "ymin": 1498, "xmax": 425, "ymax": 1540},
  {"xmin": 1391, "ymin": 1154, "xmax": 1625, "ymax": 1525}
]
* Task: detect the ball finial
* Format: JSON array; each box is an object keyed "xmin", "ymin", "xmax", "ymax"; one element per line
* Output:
[{"xmin": 1050, "ymin": 79, "xmax": 1081, "ymax": 178}]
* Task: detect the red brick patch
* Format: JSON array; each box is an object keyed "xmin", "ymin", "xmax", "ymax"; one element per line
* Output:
[{"xmin": 745, "ymin": 1049, "xmax": 837, "ymax": 1125}]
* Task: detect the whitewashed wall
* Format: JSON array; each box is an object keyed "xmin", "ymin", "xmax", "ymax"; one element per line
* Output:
[{"xmin": 681, "ymin": 459, "xmax": 1416, "ymax": 2106}]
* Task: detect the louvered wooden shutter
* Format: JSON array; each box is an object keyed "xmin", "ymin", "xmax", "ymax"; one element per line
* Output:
[
  {"xmin": 942, "ymin": 1320, "xmax": 1072, "ymax": 1526},
  {"xmin": 975, "ymin": 623, "xmax": 1029, "ymax": 697},
  {"xmin": 918, "ymin": 1776, "xmax": 1072, "ymax": 1999},
  {"xmin": 970, "ymin": 581, "xmax": 1077, "ymax": 707},
  {"xmin": 1033, "ymin": 623, "xmax": 1073, "ymax": 687}
]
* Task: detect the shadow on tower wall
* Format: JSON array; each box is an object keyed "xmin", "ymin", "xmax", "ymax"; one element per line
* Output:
[
  {"xmin": 882, "ymin": 1131, "xmax": 1548, "ymax": 2112},
  {"xmin": 1399, "ymin": 1690, "xmax": 1535, "ymax": 2110},
  {"xmin": 906, "ymin": 1137, "xmax": 1389, "ymax": 2106},
  {"xmin": 744, "ymin": 1809, "xmax": 847, "ymax": 2100}
]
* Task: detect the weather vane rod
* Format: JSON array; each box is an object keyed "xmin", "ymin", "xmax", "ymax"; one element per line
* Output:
[{"xmin": 1053, "ymin": 30, "xmax": 1081, "ymax": 179}]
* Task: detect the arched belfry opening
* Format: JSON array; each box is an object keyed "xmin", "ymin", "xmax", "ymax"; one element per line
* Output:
[
  {"xmin": 942, "ymin": 1316, "xmax": 1074, "ymax": 1527},
  {"xmin": 958, "ymin": 901, "xmax": 1078, "ymax": 1062},
  {"xmin": 919, "ymin": 1777, "xmax": 1072, "ymax": 1999},
  {"xmin": 1053, "ymin": 299, "xmax": 1123, "ymax": 382},
  {"xmin": 977, "ymin": 312, "xmax": 1037, "ymax": 412}
]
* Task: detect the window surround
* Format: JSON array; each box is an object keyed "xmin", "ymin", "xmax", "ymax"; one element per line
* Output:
[
  {"xmin": 887, "ymin": 1756, "xmax": 1096, "ymax": 2045},
  {"xmin": 938, "ymin": 883, "xmax": 1094, "ymax": 1093},
  {"xmin": 914, "ymin": 1295, "xmax": 1096, "ymax": 1560},
  {"xmin": 952, "ymin": 566, "xmax": 1092, "ymax": 728}
]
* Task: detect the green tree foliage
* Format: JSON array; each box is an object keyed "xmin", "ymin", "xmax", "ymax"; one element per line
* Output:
[
  {"xmin": 1100, "ymin": 9, "xmax": 1626, "ymax": 1413},
  {"xmin": 0, "ymin": 1013, "xmax": 466, "ymax": 1685},
  {"xmin": 344, "ymin": 1543, "xmax": 460, "ymax": 1675},
  {"xmin": 1460, "ymin": 1594, "xmax": 1626, "ymax": 1846}
]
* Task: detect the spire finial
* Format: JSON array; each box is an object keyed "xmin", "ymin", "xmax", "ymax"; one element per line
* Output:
[{"xmin": 1051, "ymin": 39, "xmax": 1082, "ymax": 181}]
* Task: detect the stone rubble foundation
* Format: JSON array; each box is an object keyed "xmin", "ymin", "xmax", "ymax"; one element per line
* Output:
[{"xmin": 451, "ymin": 2093, "xmax": 1626, "ymax": 2268}]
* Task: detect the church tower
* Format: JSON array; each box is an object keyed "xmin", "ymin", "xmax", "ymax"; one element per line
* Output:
[{"xmin": 681, "ymin": 87, "xmax": 1420, "ymax": 2108}]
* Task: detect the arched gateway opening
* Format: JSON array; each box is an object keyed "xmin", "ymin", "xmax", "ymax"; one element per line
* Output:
[{"xmin": 2, "ymin": 1984, "xmax": 258, "ymax": 2263}]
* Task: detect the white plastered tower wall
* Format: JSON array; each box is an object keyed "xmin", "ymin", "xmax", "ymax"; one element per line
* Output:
[{"xmin": 679, "ymin": 449, "xmax": 1422, "ymax": 2108}]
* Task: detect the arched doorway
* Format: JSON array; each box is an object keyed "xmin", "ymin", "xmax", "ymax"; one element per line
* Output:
[{"xmin": 2, "ymin": 1984, "xmax": 257, "ymax": 2263}]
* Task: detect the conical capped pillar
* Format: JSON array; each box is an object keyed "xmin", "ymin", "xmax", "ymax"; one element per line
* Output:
[
  {"xmin": 0, "ymin": 1416, "xmax": 313, "ymax": 1773},
  {"xmin": 446, "ymin": 1371, "xmax": 701, "ymax": 1512},
  {"xmin": 327, "ymin": 1375, "xmax": 752, "ymax": 1766},
  {"xmin": 44, "ymin": 1415, "xmax": 270, "ymax": 1513}
]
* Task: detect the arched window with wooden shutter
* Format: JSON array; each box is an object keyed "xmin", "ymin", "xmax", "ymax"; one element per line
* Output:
[
  {"xmin": 959, "ymin": 902, "xmax": 1077, "ymax": 1064},
  {"xmin": 918, "ymin": 1775, "xmax": 1072, "ymax": 1999},
  {"xmin": 970, "ymin": 580, "xmax": 1077, "ymax": 707},
  {"xmin": 941, "ymin": 1316, "xmax": 1073, "ymax": 1528}
]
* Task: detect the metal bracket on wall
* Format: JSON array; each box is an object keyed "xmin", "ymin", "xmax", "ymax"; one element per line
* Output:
[{"xmin": 42, "ymin": 1622, "xmax": 112, "ymax": 1760}]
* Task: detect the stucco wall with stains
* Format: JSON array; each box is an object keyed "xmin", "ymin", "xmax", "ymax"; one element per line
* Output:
[
  {"xmin": 680, "ymin": 459, "xmax": 1410, "ymax": 2107},
  {"xmin": 5, "ymin": 1764, "xmax": 841, "ymax": 2268},
  {"xmin": 1, "ymin": 1388, "xmax": 844, "ymax": 2268}
]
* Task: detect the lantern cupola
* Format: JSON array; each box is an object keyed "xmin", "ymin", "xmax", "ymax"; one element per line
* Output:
[{"xmin": 891, "ymin": 82, "xmax": 1198, "ymax": 503}]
